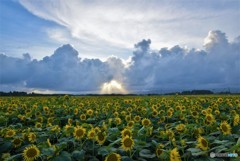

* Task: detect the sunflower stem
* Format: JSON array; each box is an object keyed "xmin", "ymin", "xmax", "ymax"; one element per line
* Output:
[
  {"xmin": 92, "ymin": 140, "xmax": 95, "ymax": 156},
  {"xmin": 40, "ymin": 155, "xmax": 44, "ymax": 161},
  {"xmin": 80, "ymin": 139, "xmax": 83, "ymax": 149},
  {"xmin": 130, "ymin": 149, "xmax": 136, "ymax": 158}
]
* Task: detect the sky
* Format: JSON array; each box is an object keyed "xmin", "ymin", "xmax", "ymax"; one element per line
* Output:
[{"xmin": 0, "ymin": 0, "xmax": 240, "ymax": 94}]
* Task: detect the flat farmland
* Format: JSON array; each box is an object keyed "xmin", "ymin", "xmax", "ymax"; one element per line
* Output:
[{"xmin": 0, "ymin": 95, "xmax": 239, "ymax": 161}]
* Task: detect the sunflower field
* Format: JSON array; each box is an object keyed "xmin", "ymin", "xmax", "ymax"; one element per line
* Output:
[{"xmin": 0, "ymin": 95, "xmax": 239, "ymax": 161}]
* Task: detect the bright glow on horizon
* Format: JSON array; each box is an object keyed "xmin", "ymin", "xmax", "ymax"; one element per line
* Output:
[{"xmin": 101, "ymin": 80, "xmax": 127, "ymax": 94}]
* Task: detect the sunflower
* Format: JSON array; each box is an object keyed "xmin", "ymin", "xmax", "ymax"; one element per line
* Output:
[
  {"xmin": 43, "ymin": 106, "xmax": 49, "ymax": 112},
  {"xmin": 35, "ymin": 122, "xmax": 42, "ymax": 128},
  {"xmin": 50, "ymin": 110, "xmax": 55, "ymax": 116},
  {"xmin": 74, "ymin": 126, "xmax": 86, "ymax": 140},
  {"xmin": 141, "ymin": 109, "xmax": 147, "ymax": 115},
  {"xmin": 158, "ymin": 116, "xmax": 166, "ymax": 124},
  {"xmin": 94, "ymin": 127, "xmax": 101, "ymax": 133},
  {"xmin": 113, "ymin": 112, "xmax": 119, "ymax": 117},
  {"xmin": 37, "ymin": 117, "xmax": 43, "ymax": 123},
  {"xmin": 127, "ymin": 107, "xmax": 133, "ymax": 113},
  {"xmin": 80, "ymin": 114, "xmax": 86, "ymax": 121},
  {"xmin": 175, "ymin": 124, "xmax": 185, "ymax": 132},
  {"xmin": 47, "ymin": 117, "xmax": 53, "ymax": 124},
  {"xmin": 22, "ymin": 145, "xmax": 40, "ymax": 161},
  {"xmin": 5, "ymin": 129, "xmax": 16, "ymax": 138},
  {"xmin": 214, "ymin": 110, "xmax": 220, "ymax": 115},
  {"xmin": 196, "ymin": 136, "xmax": 208, "ymax": 151},
  {"xmin": 134, "ymin": 115, "xmax": 141, "ymax": 122},
  {"xmin": 124, "ymin": 99, "xmax": 129, "ymax": 104},
  {"xmin": 156, "ymin": 148, "xmax": 163, "ymax": 158},
  {"xmin": 207, "ymin": 108, "xmax": 212, "ymax": 114},
  {"xmin": 121, "ymin": 111, "xmax": 127, "ymax": 116},
  {"xmin": 233, "ymin": 114, "xmax": 239, "ymax": 126},
  {"xmin": 125, "ymin": 115, "xmax": 131, "ymax": 122},
  {"xmin": 121, "ymin": 128, "xmax": 132, "ymax": 138},
  {"xmin": 44, "ymin": 111, "xmax": 49, "ymax": 115},
  {"xmin": 158, "ymin": 143, "xmax": 164, "ymax": 149},
  {"xmin": 167, "ymin": 111, "xmax": 173, "ymax": 118},
  {"xmin": 51, "ymin": 125, "xmax": 61, "ymax": 133},
  {"xmin": 68, "ymin": 118, "xmax": 73, "ymax": 125},
  {"xmin": 127, "ymin": 121, "xmax": 134, "ymax": 128},
  {"xmin": 191, "ymin": 111, "xmax": 199, "ymax": 118},
  {"xmin": 102, "ymin": 121, "xmax": 108, "ymax": 131},
  {"xmin": 28, "ymin": 133, "xmax": 36, "ymax": 143},
  {"xmin": 63, "ymin": 124, "xmax": 73, "ymax": 136},
  {"xmin": 87, "ymin": 109, "xmax": 93, "ymax": 116},
  {"xmin": 152, "ymin": 110, "xmax": 158, "ymax": 117},
  {"xmin": 141, "ymin": 118, "xmax": 151, "ymax": 127},
  {"xmin": 121, "ymin": 135, "xmax": 134, "ymax": 151},
  {"xmin": 201, "ymin": 110, "xmax": 207, "ymax": 115},
  {"xmin": 181, "ymin": 106, "xmax": 186, "ymax": 112},
  {"xmin": 230, "ymin": 110, "xmax": 236, "ymax": 115},
  {"xmin": 12, "ymin": 137, "xmax": 22, "ymax": 148},
  {"xmin": 87, "ymin": 129, "xmax": 96, "ymax": 140},
  {"xmin": 179, "ymin": 114, "xmax": 185, "ymax": 120},
  {"xmin": 159, "ymin": 110, "xmax": 164, "ymax": 115},
  {"xmin": 217, "ymin": 97, "xmax": 223, "ymax": 103},
  {"xmin": 137, "ymin": 107, "xmax": 142, "ymax": 113},
  {"xmin": 166, "ymin": 130, "xmax": 174, "ymax": 139},
  {"xmin": 74, "ymin": 108, "xmax": 78, "ymax": 115},
  {"xmin": 176, "ymin": 105, "xmax": 181, "ymax": 111},
  {"xmin": 75, "ymin": 121, "xmax": 80, "ymax": 126},
  {"xmin": 104, "ymin": 153, "xmax": 121, "ymax": 161},
  {"xmin": 169, "ymin": 108, "xmax": 174, "ymax": 113},
  {"xmin": 237, "ymin": 105, "xmax": 240, "ymax": 111},
  {"xmin": 165, "ymin": 124, "xmax": 171, "ymax": 129},
  {"xmin": 193, "ymin": 128, "xmax": 204, "ymax": 137},
  {"xmin": 115, "ymin": 117, "xmax": 122, "ymax": 125},
  {"xmin": 219, "ymin": 121, "xmax": 231, "ymax": 135},
  {"xmin": 22, "ymin": 116, "xmax": 27, "ymax": 121},
  {"xmin": 205, "ymin": 114, "xmax": 215, "ymax": 124},
  {"xmin": 96, "ymin": 132, "xmax": 106, "ymax": 145},
  {"xmin": 170, "ymin": 148, "xmax": 181, "ymax": 161}
]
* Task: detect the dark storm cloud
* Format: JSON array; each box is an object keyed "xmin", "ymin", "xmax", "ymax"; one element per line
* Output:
[
  {"xmin": 0, "ymin": 53, "xmax": 31, "ymax": 84},
  {"xmin": 0, "ymin": 30, "xmax": 239, "ymax": 93},
  {"xmin": 125, "ymin": 30, "xmax": 240, "ymax": 92},
  {"xmin": 26, "ymin": 44, "xmax": 115, "ymax": 92},
  {"xmin": 0, "ymin": 44, "xmax": 120, "ymax": 92}
]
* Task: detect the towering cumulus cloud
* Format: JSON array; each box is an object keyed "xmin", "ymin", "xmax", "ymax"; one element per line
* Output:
[{"xmin": 0, "ymin": 30, "xmax": 239, "ymax": 93}]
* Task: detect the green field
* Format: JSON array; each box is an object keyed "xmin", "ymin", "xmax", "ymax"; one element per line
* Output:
[{"xmin": 0, "ymin": 95, "xmax": 239, "ymax": 161}]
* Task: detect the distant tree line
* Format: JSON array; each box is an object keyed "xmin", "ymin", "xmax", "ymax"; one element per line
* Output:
[
  {"xmin": 0, "ymin": 91, "xmax": 66, "ymax": 96},
  {"xmin": 0, "ymin": 89, "xmax": 237, "ymax": 96},
  {"xmin": 0, "ymin": 91, "xmax": 29, "ymax": 96},
  {"xmin": 181, "ymin": 90, "xmax": 214, "ymax": 95},
  {"xmin": 151, "ymin": 90, "xmax": 234, "ymax": 95}
]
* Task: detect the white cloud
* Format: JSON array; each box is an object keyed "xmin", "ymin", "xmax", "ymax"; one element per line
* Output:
[
  {"xmin": 19, "ymin": 0, "xmax": 240, "ymax": 53},
  {"xmin": 46, "ymin": 27, "xmax": 70, "ymax": 43}
]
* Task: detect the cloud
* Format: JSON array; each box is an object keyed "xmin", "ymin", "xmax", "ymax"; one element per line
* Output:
[
  {"xmin": 0, "ymin": 53, "xmax": 31, "ymax": 84},
  {"xmin": 1, "ymin": 44, "xmax": 110, "ymax": 92},
  {"xmin": 46, "ymin": 27, "xmax": 71, "ymax": 43},
  {"xmin": 0, "ymin": 30, "xmax": 239, "ymax": 93},
  {"xmin": 19, "ymin": 0, "xmax": 240, "ymax": 51},
  {"xmin": 125, "ymin": 30, "xmax": 240, "ymax": 92},
  {"xmin": 26, "ymin": 44, "xmax": 114, "ymax": 92}
]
